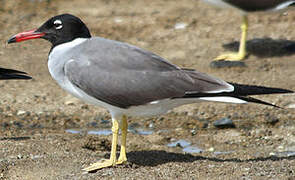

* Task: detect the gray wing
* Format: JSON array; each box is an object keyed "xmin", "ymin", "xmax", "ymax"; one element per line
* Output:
[
  {"xmin": 65, "ymin": 37, "xmax": 233, "ymax": 108},
  {"xmin": 224, "ymin": 0, "xmax": 295, "ymax": 11}
]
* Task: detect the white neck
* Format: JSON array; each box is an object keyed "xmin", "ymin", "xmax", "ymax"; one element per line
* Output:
[{"xmin": 48, "ymin": 38, "xmax": 88, "ymax": 86}]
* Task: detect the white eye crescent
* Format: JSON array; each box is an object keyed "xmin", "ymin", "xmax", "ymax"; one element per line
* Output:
[{"xmin": 53, "ymin": 19, "xmax": 63, "ymax": 30}]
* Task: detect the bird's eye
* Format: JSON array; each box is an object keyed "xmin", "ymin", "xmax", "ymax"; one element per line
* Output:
[{"xmin": 53, "ymin": 19, "xmax": 63, "ymax": 30}]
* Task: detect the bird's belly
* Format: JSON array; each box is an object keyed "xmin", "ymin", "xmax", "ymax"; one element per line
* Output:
[
  {"xmin": 203, "ymin": 0, "xmax": 234, "ymax": 9},
  {"xmin": 125, "ymin": 98, "xmax": 201, "ymax": 117}
]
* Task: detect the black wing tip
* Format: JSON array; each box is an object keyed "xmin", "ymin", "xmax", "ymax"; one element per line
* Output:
[
  {"xmin": 0, "ymin": 68, "xmax": 32, "ymax": 80},
  {"xmin": 229, "ymin": 82, "xmax": 294, "ymax": 95},
  {"xmin": 0, "ymin": 74, "xmax": 32, "ymax": 80},
  {"xmin": 0, "ymin": 68, "xmax": 28, "ymax": 75},
  {"xmin": 236, "ymin": 96, "xmax": 282, "ymax": 108}
]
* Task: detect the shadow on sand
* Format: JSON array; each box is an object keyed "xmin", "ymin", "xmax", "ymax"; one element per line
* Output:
[
  {"xmin": 223, "ymin": 38, "xmax": 295, "ymax": 58},
  {"xmin": 0, "ymin": 136, "xmax": 31, "ymax": 141},
  {"xmin": 125, "ymin": 150, "xmax": 295, "ymax": 167}
]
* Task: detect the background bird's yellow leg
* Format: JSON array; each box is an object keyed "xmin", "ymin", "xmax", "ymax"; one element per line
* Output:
[
  {"xmin": 215, "ymin": 15, "xmax": 248, "ymax": 61},
  {"xmin": 83, "ymin": 116, "xmax": 120, "ymax": 172},
  {"xmin": 238, "ymin": 15, "xmax": 248, "ymax": 59},
  {"xmin": 117, "ymin": 115, "xmax": 128, "ymax": 164}
]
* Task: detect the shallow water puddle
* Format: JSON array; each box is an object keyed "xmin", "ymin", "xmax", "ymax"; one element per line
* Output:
[
  {"xmin": 88, "ymin": 129, "xmax": 112, "ymax": 136},
  {"xmin": 167, "ymin": 139, "xmax": 204, "ymax": 154},
  {"xmin": 213, "ymin": 151, "xmax": 234, "ymax": 155},
  {"xmin": 273, "ymin": 151, "xmax": 295, "ymax": 157},
  {"xmin": 65, "ymin": 129, "xmax": 81, "ymax": 134},
  {"xmin": 183, "ymin": 146, "xmax": 203, "ymax": 153},
  {"xmin": 167, "ymin": 139, "xmax": 191, "ymax": 148},
  {"xmin": 128, "ymin": 128, "xmax": 154, "ymax": 135},
  {"xmin": 65, "ymin": 128, "xmax": 154, "ymax": 136},
  {"xmin": 65, "ymin": 129, "xmax": 112, "ymax": 135}
]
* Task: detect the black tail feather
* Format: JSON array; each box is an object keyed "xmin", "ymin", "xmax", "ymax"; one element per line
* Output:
[
  {"xmin": 229, "ymin": 83, "xmax": 293, "ymax": 96},
  {"xmin": 0, "ymin": 68, "xmax": 27, "ymax": 75},
  {"xmin": 178, "ymin": 83, "xmax": 293, "ymax": 108},
  {"xmin": 234, "ymin": 96, "xmax": 281, "ymax": 108},
  {"xmin": 0, "ymin": 68, "xmax": 32, "ymax": 80}
]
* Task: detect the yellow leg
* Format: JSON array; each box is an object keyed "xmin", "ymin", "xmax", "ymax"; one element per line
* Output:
[
  {"xmin": 215, "ymin": 15, "xmax": 248, "ymax": 61},
  {"xmin": 117, "ymin": 115, "xmax": 128, "ymax": 164},
  {"xmin": 83, "ymin": 116, "xmax": 120, "ymax": 172}
]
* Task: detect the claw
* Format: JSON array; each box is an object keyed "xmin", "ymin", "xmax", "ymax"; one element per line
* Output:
[
  {"xmin": 83, "ymin": 159, "xmax": 115, "ymax": 172},
  {"xmin": 214, "ymin": 15, "xmax": 248, "ymax": 62},
  {"xmin": 214, "ymin": 53, "xmax": 246, "ymax": 61}
]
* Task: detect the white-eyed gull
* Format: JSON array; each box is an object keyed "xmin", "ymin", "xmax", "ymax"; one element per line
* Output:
[{"xmin": 7, "ymin": 14, "xmax": 293, "ymax": 171}]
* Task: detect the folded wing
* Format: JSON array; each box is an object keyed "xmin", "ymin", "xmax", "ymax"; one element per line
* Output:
[{"xmin": 65, "ymin": 38, "xmax": 233, "ymax": 108}]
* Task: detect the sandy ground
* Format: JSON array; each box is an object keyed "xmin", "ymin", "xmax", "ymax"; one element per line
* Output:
[{"xmin": 1, "ymin": 0, "xmax": 295, "ymax": 179}]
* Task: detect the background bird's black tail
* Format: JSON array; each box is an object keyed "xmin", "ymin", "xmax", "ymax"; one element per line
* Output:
[
  {"xmin": 179, "ymin": 83, "xmax": 293, "ymax": 108},
  {"xmin": 0, "ymin": 68, "xmax": 32, "ymax": 80}
]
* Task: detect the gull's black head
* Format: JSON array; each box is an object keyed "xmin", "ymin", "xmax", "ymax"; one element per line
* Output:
[
  {"xmin": 36, "ymin": 14, "xmax": 91, "ymax": 46},
  {"xmin": 8, "ymin": 14, "xmax": 91, "ymax": 47}
]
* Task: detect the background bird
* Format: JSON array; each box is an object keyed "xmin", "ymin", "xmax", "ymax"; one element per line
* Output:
[
  {"xmin": 202, "ymin": 0, "xmax": 295, "ymax": 61},
  {"xmin": 0, "ymin": 67, "xmax": 31, "ymax": 80},
  {"xmin": 8, "ymin": 14, "xmax": 293, "ymax": 172}
]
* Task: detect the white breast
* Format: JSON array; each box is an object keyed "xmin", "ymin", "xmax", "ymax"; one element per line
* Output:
[
  {"xmin": 48, "ymin": 38, "xmax": 112, "ymax": 103},
  {"xmin": 48, "ymin": 38, "xmax": 88, "ymax": 96}
]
